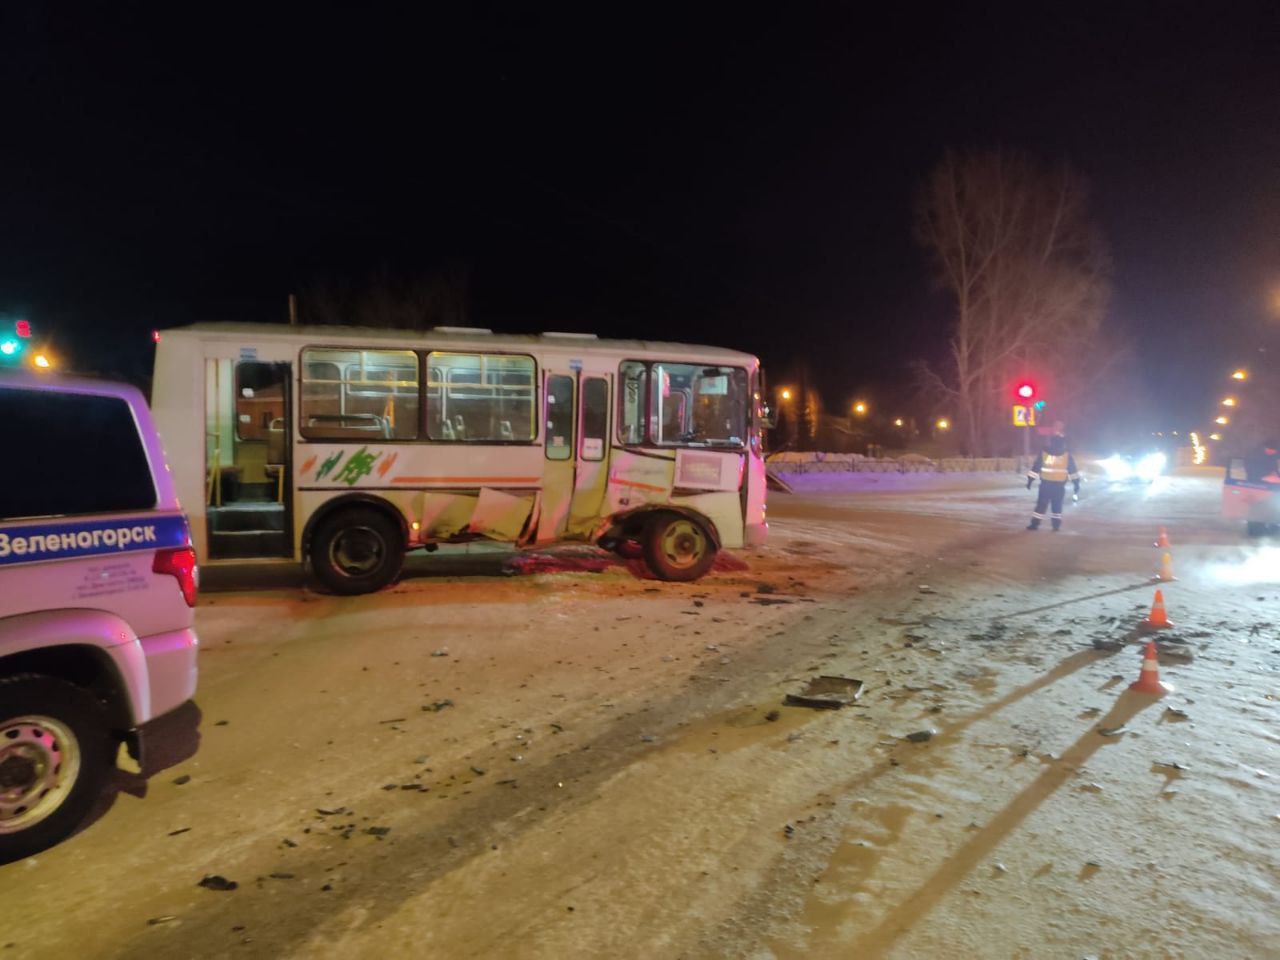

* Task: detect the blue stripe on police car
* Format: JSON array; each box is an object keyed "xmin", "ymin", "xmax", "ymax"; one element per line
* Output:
[{"xmin": 0, "ymin": 514, "xmax": 190, "ymax": 566}]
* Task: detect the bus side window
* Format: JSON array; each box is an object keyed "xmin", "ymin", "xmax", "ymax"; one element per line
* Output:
[
  {"xmin": 580, "ymin": 377, "xmax": 608, "ymax": 461},
  {"xmin": 618, "ymin": 361, "xmax": 646, "ymax": 445},
  {"xmin": 545, "ymin": 374, "xmax": 574, "ymax": 461}
]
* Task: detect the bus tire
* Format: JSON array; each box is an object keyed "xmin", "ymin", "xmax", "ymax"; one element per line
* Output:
[
  {"xmin": 642, "ymin": 512, "xmax": 717, "ymax": 582},
  {"xmin": 0, "ymin": 674, "xmax": 114, "ymax": 864},
  {"xmin": 310, "ymin": 507, "xmax": 404, "ymax": 595}
]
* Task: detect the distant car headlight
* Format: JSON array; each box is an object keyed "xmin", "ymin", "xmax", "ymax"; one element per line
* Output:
[
  {"xmin": 1100, "ymin": 455, "xmax": 1133, "ymax": 481},
  {"xmin": 1135, "ymin": 452, "xmax": 1167, "ymax": 482}
]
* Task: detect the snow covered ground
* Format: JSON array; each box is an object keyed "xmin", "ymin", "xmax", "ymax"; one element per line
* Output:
[{"xmin": 1, "ymin": 472, "xmax": 1276, "ymax": 959}]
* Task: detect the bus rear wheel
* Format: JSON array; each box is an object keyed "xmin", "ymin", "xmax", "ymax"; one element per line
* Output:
[
  {"xmin": 310, "ymin": 508, "xmax": 404, "ymax": 595},
  {"xmin": 642, "ymin": 512, "xmax": 717, "ymax": 582}
]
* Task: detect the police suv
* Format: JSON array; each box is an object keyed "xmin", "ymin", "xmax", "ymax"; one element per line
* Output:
[{"xmin": 0, "ymin": 372, "xmax": 199, "ymax": 862}]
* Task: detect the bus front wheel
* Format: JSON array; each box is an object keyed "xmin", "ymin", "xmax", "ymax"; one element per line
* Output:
[
  {"xmin": 642, "ymin": 513, "xmax": 717, "ymax": 582},
  {"xmin": 310, "ymin": 508, "xmax": 404, "ymax": 595}
]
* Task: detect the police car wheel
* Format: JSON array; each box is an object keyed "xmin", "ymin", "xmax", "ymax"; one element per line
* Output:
[
  {"xmin": 0, "ymin": 674, "xmax": 113, "ymax": 864},
  {"xmin": 310, "ymin": 508, "xmax": 404, "ymax": 595},
  {"xmin": 642, "ymin": 513, "xmax": 717, "ymax": 582}
]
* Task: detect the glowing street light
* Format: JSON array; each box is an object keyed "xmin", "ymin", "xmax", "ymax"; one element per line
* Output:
[
  {"xmin": 852, "ymin": 400, "xmax": 867, "ymax": 416},
  {"xmin": 1232, "ymin": 369, "xmax": 1247, "ymax": 381},
  {"xmin": 893, "ymin": 417, "xmax": 904, "ymax": 427},
  {"xmin": 1209, "ymin": 433, "xmax": 1222, "ymax": 441},
  {"xmin": 936, "ymin": 418, "xmax": 950, "ymax": 431},
  {"xmin": 33, "ymin": 353, "xmax": 52, "ymax": 369},
  {"xmin": 1222, "ymin": 397, "xmax": 1236, "ymax": 407},
  {"xmin": 1215, "ymin": 416, "xmax": 1229, "ymax": 425},
  {"xmin": 780, "ymin": 388, "xmax": 793, "ymax": 401}
]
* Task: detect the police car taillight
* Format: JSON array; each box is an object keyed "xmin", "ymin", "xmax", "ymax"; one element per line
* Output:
[{"xmin": 153, "ymin": 546, "xmax": 198, "ymax": 607}]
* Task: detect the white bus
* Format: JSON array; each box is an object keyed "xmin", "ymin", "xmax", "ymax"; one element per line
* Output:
[{"xmin": 151, "ymin": 323, "xmax": 768, "ymax": 593}]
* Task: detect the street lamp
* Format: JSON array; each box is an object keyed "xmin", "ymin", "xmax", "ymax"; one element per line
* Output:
[
  {"xmin": 1222, "ymin": 397, "xmax": 1237, "ymax": 406},
  {"xmin": 936, "ymin": 418, "xmax": 950, "ymax": 431},
  {"xmin": 780, "ymin": 388, "xmax": 793, "ymax": 401},
  {"xmin": 1215, "ymin": 416, "xmax": 1229, "ymax": 425},
  {"xmin": 1232, "ymin": 369, "xmax": 1247, "ymax": 381},
  {"xmin": 852, "ymin": 400, "xmax": 867, "ymax": 416},
  {"xmin": 893, "ymin": 417, "xmax": 904, "ymax": 427},
  {"xmin": 1209, "ymin": 433, "xmax": 1222, "ymax": 441}
]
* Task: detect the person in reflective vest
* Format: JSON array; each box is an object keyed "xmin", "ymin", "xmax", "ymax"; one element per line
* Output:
[{"xmin": 1026, "ymin": 431, "xmax": 1080, "ymax": 531}]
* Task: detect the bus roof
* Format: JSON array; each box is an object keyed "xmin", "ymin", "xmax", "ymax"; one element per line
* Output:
[{"xmin": 161, "ymin": 322, "xmax": 759, "ymax": 366}]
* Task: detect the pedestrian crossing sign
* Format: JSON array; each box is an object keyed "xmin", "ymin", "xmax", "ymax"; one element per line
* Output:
[{"xmin": 1013, "ymin": 404, "xmax": 1036, "ymax": 427}]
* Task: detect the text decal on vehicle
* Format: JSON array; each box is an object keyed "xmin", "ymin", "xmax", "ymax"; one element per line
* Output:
[{"xmin": 0, "ymin": 515, "xmax": 190, "ymax": 566}]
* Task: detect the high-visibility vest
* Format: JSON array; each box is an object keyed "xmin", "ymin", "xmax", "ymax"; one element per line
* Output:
[{"xmin": 1040, "ymin": 453, "xmax": 1070, "ymax": 482}]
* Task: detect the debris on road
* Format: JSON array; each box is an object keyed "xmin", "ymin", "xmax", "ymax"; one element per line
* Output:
[
  {"xmin": 764, "ymin": 710, "xmax": 781, "ymax": 722},
  {"xmin": 171, "ymin": 774, "xmax": 191, "ymax": 786},
  {"xmin": 146, "ymin": 916, "xmax": 178, "ymax": 926},
  {"xmin": 783, "ymin": 675, "xmax": 864, "ymax": 709},
  {"xmin": 1152, "ymin": 760, "xmax": 1190, "ymax": 772},
  {"xmin": 431, "ymin": 648, "xmax": 449, "ymax": 657},
  {"xmin": 1098, "ymin": 725, "xmax": 1129, "ymax": 737},
  {"xmin": 197, "ymin": 875, "xmax": 238, "ymax": 892},
  {"xmin": 364, "ymin": 826, "xmax": 391, "ymax": 837},
  {"xmin": 424, "ymin": 699, "xmax": 454, "ymax": 712},
  {"xmin": 905, "ymin": 728, "xmax": 937, "ymax": 743}
]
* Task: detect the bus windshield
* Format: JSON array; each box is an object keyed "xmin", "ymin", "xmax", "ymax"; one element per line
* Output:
[{"xmin": 620, "ymin": 361, "xmax": 748, "ymax": 448}]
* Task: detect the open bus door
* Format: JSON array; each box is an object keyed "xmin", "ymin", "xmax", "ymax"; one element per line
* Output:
[
  {"xmin": 205, "ymin": 358, "xmax": 294, "ymax": 558},
  {"xmin": 538, "ymin": 370, "xmax": 612, "ymax": 542}
]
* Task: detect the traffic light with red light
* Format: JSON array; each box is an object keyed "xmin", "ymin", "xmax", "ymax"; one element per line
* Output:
[
  {"xmin": 1016, "ymin": 382, "xmax": 1036, "ymax": 400},
  {"xmin": 15, "ymin": 320, "xmax": 31, "ymax": 338}
]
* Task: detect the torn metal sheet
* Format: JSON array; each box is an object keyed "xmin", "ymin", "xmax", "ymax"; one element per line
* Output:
[
  {"xmin": 784, "ymin": 675, "xmax": 865, "ymax": 709},
  {"xmin": 469, "ymin": 487, "xmax": 536, "ymax": 541}
]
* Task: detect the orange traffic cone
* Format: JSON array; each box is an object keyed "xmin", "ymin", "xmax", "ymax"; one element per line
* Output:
[
  {"xmin": 1153, "ymin": 552, "xmax": 1176, "ymax": 582},
  {"xmin": 1129, "ymin": 640, "xmax": 1173, "ymax": 695},
  {"xmin": 1154, "ymin": 527, "xmax": 1170, "ymax": 549},
  {"xmin": 1140, "ymin": 589, "xmax": 1174, "ymax": 630}
]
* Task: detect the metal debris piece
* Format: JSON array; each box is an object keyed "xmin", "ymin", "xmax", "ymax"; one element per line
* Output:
[
  {"xmin": 1097, "ymin": 725, "xmax": 1129, "ymax": 737},
  {"xmin": 431, "ymin": 648, "xmax": 449, "ymax": 657},
  {"xmin": 1153, "ymin": 760, "xmax": 1189, "ymax": 772},
  {"xmin": 905, "ymin": 728, "xmax": 936, "ymax": 743},
  {"xmin": 146, "ymin": 916, "xmax": 178, "ymax": 926},
  {"xmin": 197, "ymin": 875, "xmax": 238, "ymax": 892},
  {"xmin": 1163, "ymin": 707, "xmax": 1190, "ymax": 720},
  {"xmin": 784, "ymin": 675, "xmax": 865, "ymax": 710}
]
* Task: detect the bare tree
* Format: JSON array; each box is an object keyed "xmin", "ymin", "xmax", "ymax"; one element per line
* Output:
[
  {"xmin": 914, "ymin": 149, "xmax": 1112, "ymax": 454},
  {"xmin": 300, "ymin": 262, "xmax": 470, "ymax": 330}
]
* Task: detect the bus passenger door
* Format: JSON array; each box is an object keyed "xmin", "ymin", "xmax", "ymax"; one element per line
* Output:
[
  {"xmin": 539, "ymin": 371, "xmax": 613, "ymax": 543},
  {"xmin": 538, "ymin": 372, "xmax": 577, "ymax": 542},
  {"xmin": 566, "ymin": 375, "xmax": 611, "ymax": 537},
  {"xmin": 205, "ymin": 358, "xmax": 294, "ymax": 559}
]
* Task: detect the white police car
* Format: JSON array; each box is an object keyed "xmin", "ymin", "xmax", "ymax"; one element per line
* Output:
[{"xmin": 0, "ymin": 372, "xmax": 199, "ymax": 862}]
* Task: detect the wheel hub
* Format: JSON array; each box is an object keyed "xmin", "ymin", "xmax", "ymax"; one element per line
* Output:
[
  {"xmin": 660, "ymin": 520, "xmax": 707, "ymax": 569},
  {"xmin": 0, "ymin": 717, "xmax": 79, "ymax": 833},
  {"xmin": 330, "ymin": 526, "xmax": 385, "ymax": 577}
]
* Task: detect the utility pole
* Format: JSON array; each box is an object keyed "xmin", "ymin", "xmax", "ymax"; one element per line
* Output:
[{"xmin": 288, "ymin": 293, "xmax": 298, "ymax": 326}]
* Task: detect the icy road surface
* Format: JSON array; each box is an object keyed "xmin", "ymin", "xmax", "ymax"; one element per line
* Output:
[{"xmin": 1, "ymin": 471, "xmax": 1277, "ymax": 959}]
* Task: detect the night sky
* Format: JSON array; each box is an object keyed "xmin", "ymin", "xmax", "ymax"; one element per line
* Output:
[{"xmin": 3, "ymin": 5, "xmax": 1277, "ymax": 426}]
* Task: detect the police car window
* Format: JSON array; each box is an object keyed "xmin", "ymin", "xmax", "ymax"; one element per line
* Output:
[{"xmin": 0, "ymin": 389, "xmax": 156, "ymax": 520}]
